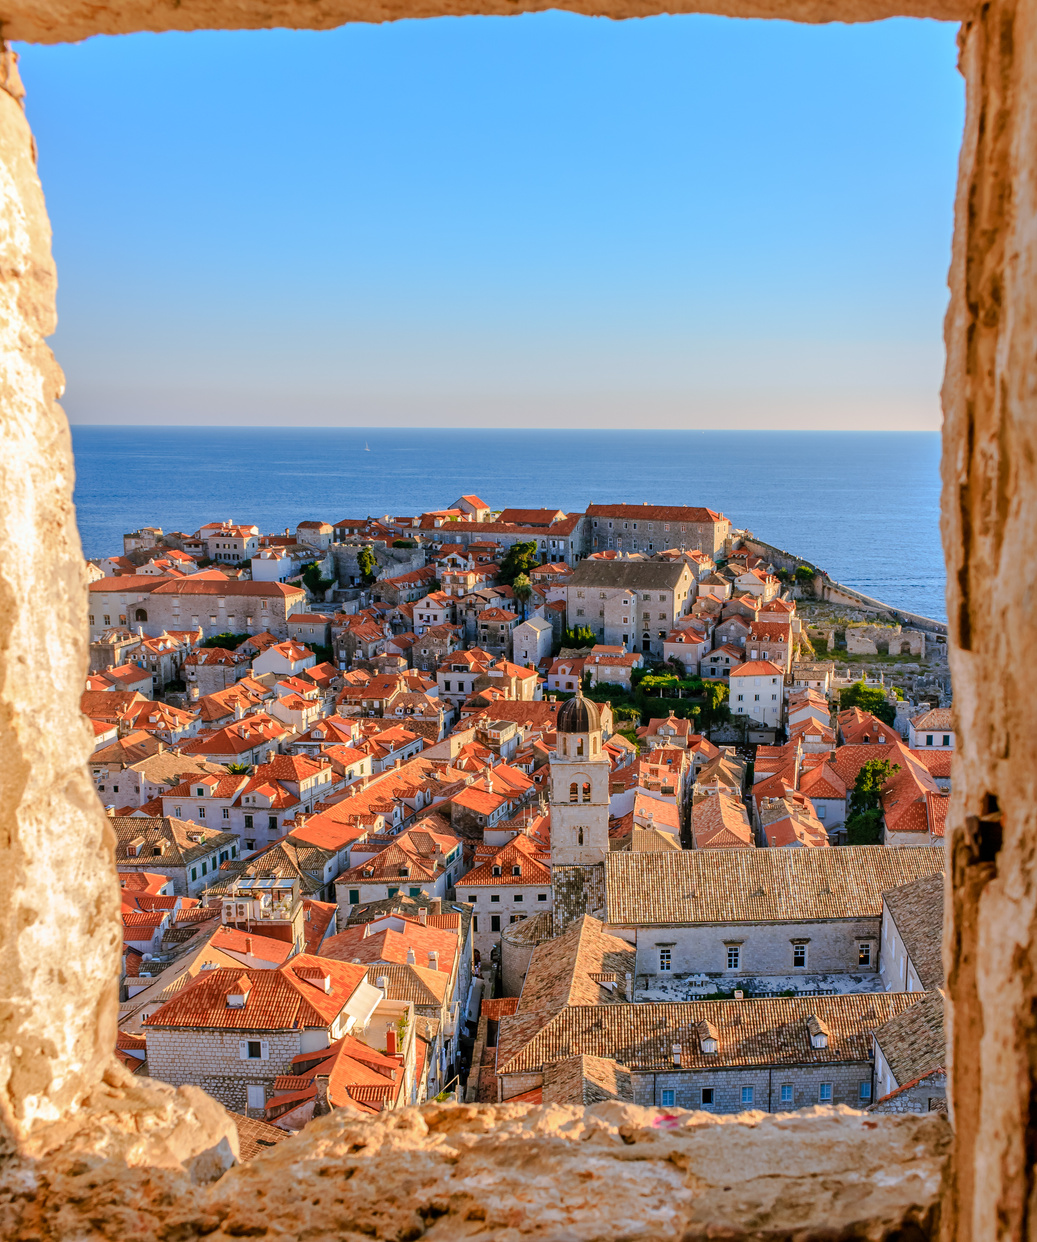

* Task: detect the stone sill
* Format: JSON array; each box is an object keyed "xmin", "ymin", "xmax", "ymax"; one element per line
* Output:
[{"xmin": 0, "ymin": 1071, "xmax": 949, "ymax": 1241}]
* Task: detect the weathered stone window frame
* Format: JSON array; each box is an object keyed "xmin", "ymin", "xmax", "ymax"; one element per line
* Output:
[{"xmin": 0, "ymin": 0, "xmax": 1028, "ymax": 1233}]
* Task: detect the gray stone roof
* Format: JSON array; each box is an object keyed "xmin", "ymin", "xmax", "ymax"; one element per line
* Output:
[
  {"xmin": 605, "ymin": 847, "xmax": 945, "ymax": 926},
  {"xmin": 882, "ymin": 873, "xmax": 945, "ymax": 990},
  {"xmin": 872, "ymin": 990, "xmax": 945, "ymax": 1086},
  {"xmin": 112, "ymin": 816, "xmax": 238, "ymax": 867}
]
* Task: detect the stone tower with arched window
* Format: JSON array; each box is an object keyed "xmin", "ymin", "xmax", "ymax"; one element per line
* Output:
[{"xmin": 549, "ymin": 690, "xmax": 610, "ymax": 929}]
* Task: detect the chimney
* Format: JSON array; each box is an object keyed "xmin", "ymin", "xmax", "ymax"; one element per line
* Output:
[
  {"xmin": 624, "ymin": 972, "xmax": 633, "ymax": 1001},
  {"xmin": 245, "ymin": 936, "xmax": 252, "ymax": 955},
  {"xmin": 418, "ymin": 907, "xmax": 428, "ymax": 926},
  {"xmin": 406, "ymin": 946, "xmax": 417, "ymax": 964},
  {"xmin": 431, "ymin": 897, "xmax": 443, "ymax": 915},
  {"xmin": 385, "ymin": 1029, "xmax": 397, "ymax": 1056},
  {"xmin": 376, "ymin": 974, "xmax": 388, "ymax": 992},
  {"xmin": 428, "ymin": 950, "xmax": 439, "ymax": 971}
]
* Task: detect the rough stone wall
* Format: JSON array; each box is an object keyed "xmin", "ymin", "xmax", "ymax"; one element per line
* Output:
[
  {"xmin": 145, "ymin": 1028, "xmax": 302, "ymax": 1114},
  {"xmin": 0, "ymin": 1101, "xmax": 950, "ymax": 1240},
  {"xmin": 940, "ymin": 0, "xmax": 1037, "ymax": 1235},
  {"xmin": 0, "ymin": 0, "xmax": 1033, "ymax": 1227},
  {"xmin": 0, "ymin": 51, "xmax": 124, "ymax": 1145}
]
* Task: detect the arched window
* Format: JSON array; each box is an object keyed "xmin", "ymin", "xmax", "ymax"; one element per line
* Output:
[
  {"xmin": 134, "ymin": 608, "xmax": 147, "ymax": 622},
  {"xmin": 577, "ymin": 827, "xmax": 584, "ymax": 845},
  {"xmin": 576, "ymin": 738, "xmax": 584, "ymax": 756},
  {"xmin": 569, "ymin": 783, "xmax": 578, "ymax": 803},
  {"xmin": 582, "ymin": 782, "xmax": 591, "ymax": 803},
  {"xmin": 592, "ymin": 736, "xmax": 598, "ymax": 754}
]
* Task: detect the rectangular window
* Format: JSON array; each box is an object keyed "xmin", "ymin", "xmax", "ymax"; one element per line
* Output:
[
  {"xmin": 197, "ymin": 807, "xmax": 206, "ymax": 819},
  {"xmin": 727, "ymin": 945, "xmax": 740, "ymax": 970},
  {"xmin": 268, "ymin": 816, "xmax": 277, "ymax": 831},
  {"xmin": 859, "ymin": 1082, "xmax": 872, "ymax": 1101},
  {"xmin": 701, "ymin": 1087, "xmax": 714, "ymax": 1106},
  {"xmin": 348, "ymin": 888, "xmax": 360, "ymax": 904},
  {"xmin": 201, "ymin": 861, "xmax": 207, "ymax": 875},
  {"xmin": 244, "ymin": 839, "xmax": 255, "ymax": 851},
  {"xmin": 490, "ymin": 894, "xmax": 500, "ymax": 903},
  {"xmin": 741, "ymin": 1086, "xmax": 754, "ymax": 1105},
  {"xmin": 246, "ymin": 1085, "xmax": 265, "ymax": 1109},
  {"xmin": 926, "ymin": 734, "xmax": 933, "ymax": 746},
  {"xmin": 819, "ymin": 1083, "xmax": 833, "ymax": 1102},
  {"xmin": 490, "ymin": 914, "xmax": 501, "ymax": 932},
  {"xmin": 514, "ymin": 893, "xmax": 523, "ymax": 902},
  {"xmin": 858, "ymin": 942, "xmax": 872, "ymax": 967},
  {"xmin": 780, "ymin": 1083, "xmax": 793, "ymax": 1104},
  {"xmin": 792, "ymin": 944, "xmax": 807, "ymax": 968},
  {"xmin": 244, "ymin": 814, "xmax": 253, "ymax": 829},
  {"xmin": 537, "ymin": 893, "xmax": 548, "ymax": 901},
  {"xmin": 472, "ymin": 915, "xmax": 479, "ymax": 933},
  {"xmin": 191, "ymin": 867, "xmax": 197, "ymax": 881},
  {"xmin": 659, "ymin": 947, "xmax": 671, "ymax": 972},
  {"xmin": 660, "ymin": 1089, "xmax": 675, "ymax": 1107},
  {"xmin": 222, "ymin": 808, "xmax": 229, "ymax": 819},
  {"xmin": 247, "ymin": 1041, "xmax": 262, "ymax": 1060},
  {"xmin": 942, "ymin": 734, "xmax": 951, "ymax": 746}
]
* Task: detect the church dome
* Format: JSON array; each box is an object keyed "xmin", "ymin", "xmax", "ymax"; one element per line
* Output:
[{"xmin": 556, "ymin": 694, "xmax": 601, "ymax": 734}]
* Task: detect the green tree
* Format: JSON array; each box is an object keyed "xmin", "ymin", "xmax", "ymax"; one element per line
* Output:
[
  {"xmin": 845, "ymin": 758, "xmax": 900, "ymax": 844},
  {"xmin": 392, "ymin": 539, "xmax": 417, "ymax": 548},
  {"xmin": 200, "ymin": 632, "xmax": 251, "ymax": 650},
  {"xmin": 226, "ymin": 762, "xmax": 251, "ymax": 775},
  {"xmin": 512, "ymin": 572, "xmax": 533, "ymax": 619},
  {"xmin": 357, "ymin": 546, "xmax": 377, "ymax": 584},
  {"xmin": 499, "ymin": 540, "xmax": 540, "ymax": 585},
  {"xmin": 562, "ymin": 625, "xmax": 597, "ymax": 649},
  {"xmin": 699, "ymin": 681, "xmax": 730, "ymax": 731},
  {"xmin": 840, "ymin": 679, "xmax": 897, "ymax": 727},
  {"xmin": 302, "ymin": 562, "xmax": 335, "ymax": 596}
]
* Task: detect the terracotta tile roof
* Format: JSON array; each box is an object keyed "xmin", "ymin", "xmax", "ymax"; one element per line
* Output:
[
  {"xmin": 362, "ymin": 962, "xmax": 447, "ymax": 1005},
  {"xmin": 459, "ymin": 835, "xmax": 551, "ymax": 886},
  {"xmin": 838, "ymin": 708, "xmax": 899, "ymax": 746},
  {"xmin": 690, "ymin": 791, "xmax": 754, "ymax": 850},
  {"xmin": 482, "ymin": 997, "xmax": 520, "ymax": 1021},
  {"xmin": 729, "ymin": 661, "xmax": 784, "ymax": 678},
  {"xmin": 872, "ymin": 990, "xmax": 945, "ymax": 1086},
  {"xmin": 604, "ymin": 846, "xmax": 945, "ymax": 926},
  {"xmin": 208, "ymin": 925, "xmax": 295, "ymax": 966},
  {"xmin": 499, "ymin": 991, "xmax": 925, "ymax": 1076},
  {"xmin": 319, "ymin": 921, "xmax": 458, "ymax": 973},
  {"xmin": 909, "ymin": 749, "xmax": 953, "ymax": 779},
  {"xmin": 144, "ymin": 956, "xmax": 369, "ymax": 1030},
  {"xmin": 586, "ymin": 504, "xmax": 726, "ymax": 524}
]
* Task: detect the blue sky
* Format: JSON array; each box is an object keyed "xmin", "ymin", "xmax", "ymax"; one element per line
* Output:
[{"xmin": 17, "ymin": 14, "xmax": 963, "ymax": 429}]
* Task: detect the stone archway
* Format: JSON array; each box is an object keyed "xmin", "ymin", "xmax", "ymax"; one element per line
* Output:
[{"xmin": 0, "ymin": 0, "xmax": 1031, "ymax": 1236}]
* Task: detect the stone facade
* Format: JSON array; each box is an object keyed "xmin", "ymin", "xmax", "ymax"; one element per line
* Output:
[
  {"xmin": 634, "ymin": 1061, "xmax": 875, "ymax": 1114},
  {"xmin": 145, "ymin": 1026, "xmax": 305, "ymax": 1115},
  {"xmin": 632, "ymin": 919, "xmax": 880, "ymax": 980}
]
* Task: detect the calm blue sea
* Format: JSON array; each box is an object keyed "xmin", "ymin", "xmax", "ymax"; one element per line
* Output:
[{"xmin": 70, "ymin": 427, "xmax": 946, "ymax": 622}]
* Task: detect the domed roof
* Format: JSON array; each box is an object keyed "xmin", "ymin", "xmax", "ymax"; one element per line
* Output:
[{"xmin": 556, "ymin": 693, "xmax": 601, "ymax": 734}]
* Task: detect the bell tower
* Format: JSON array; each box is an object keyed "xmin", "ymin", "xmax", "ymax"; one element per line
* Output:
[{"xmin": 550, "ymin": 689, "xmax": 610, "ymax": 869}]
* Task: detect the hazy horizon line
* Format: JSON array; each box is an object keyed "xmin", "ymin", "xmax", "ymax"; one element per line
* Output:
[{"xmin": 69, "ymin": 423, "xmax": 942, "ymax": 434}]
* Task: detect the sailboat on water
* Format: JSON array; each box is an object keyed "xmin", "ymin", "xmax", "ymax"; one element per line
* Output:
[{"xmin": 364, "ymin": 441, "xmax": 370, "ymax": 451}]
